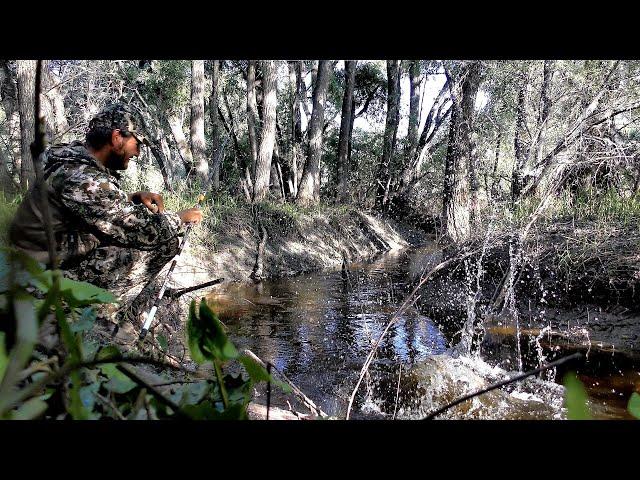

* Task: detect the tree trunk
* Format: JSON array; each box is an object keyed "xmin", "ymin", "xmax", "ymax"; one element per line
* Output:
[
  {"xmin": 441, "ymin": 61, "xmax": 482, "ymax": 244},
  {"xmin": 160, "ymin": 137, "xmax": 176, "ymax": 179},
  {"xmin": 297, "ymin": 60, "xmax": 332, "ymax": 206},
  {"xmin": 469, "ymin": 131, "xmax": 480, "ymax": 227},
  {"xmin": 253, "ymin": 60, "xmax": 277, "ymax": 202},
  {"xmin": 38, "ymin": 60, "xmax": 56, "ymax": 144},
  {"xmin": 406, "ymin": 60, "xmax": 421, "ymax": 164},
  {"xmin": 534, "ymin": 60, "xmax": 554, "ymax": 164},
  {"xmin": 0, "ymin": 60, "xmax": 18, "ymax": 117},
  {"xmin": 148, "ymin": 140, "xmax": 174, "ymax": 192},
  {"xmin": 0, "ymin": 60, "xmax": 20, "ymax": 176},
  {"xmin": 221, "ymin": 87, "xmax": 252, "ymax": 194},
  {"xmin": 490, "ymin": 129, "xmax": 502, "ymax": 198},
  {"xmin": 0, "ymin": 143, "xmax": 17, "ymax": 194},
  {"xmin": 43, "ymin": 64, "xmax": 70, "ymax": 143},
  {"xmin": 511, "ymin": 72, "xmax": 528, "ymax": 204},
  {"xmin": 210, "ymin": 60, "xmax": 222, "ymax": 189},
  {"xmin": 190, "ymin": 60, "xmax": 207, "ymax": 184},
  {"xmin": 375, "ymin": 60, "xmax": 401, "ymax": 210},
  {"xmin": 337, "ymin": 60, "xmax": 357, "ymax": 202},
  {"xmin": 247, "ymin": 60, "xmax": 260, "ymax": 182},
  {"xmin": 347, "ymin": 96, "xmax": 356, "ymax": 175},
  {"xmin": 16, "ymin": 60, "xmax": 37, "ymax": 189},
  {"xmin": 288, "ymin": 61, "xmax": 303, "ymax": 197},
  {"xmin": 295, "ymin": 61, "xmax": 306, "ymax": 189},
  {"xmin": 167, "ymin": 113, "xmax": 194, "ymax": 175}
]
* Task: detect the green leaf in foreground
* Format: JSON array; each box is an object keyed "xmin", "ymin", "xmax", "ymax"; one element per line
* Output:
[
  {"xmin": 96, "ymin": 345, "xmax": 121, "ymax": 361},
  {"xmin": 0, "ymin": 332, "xmax": 7, "ymax": 382},
  {"xmin": 71, "ymin": 307, "xmax": 97, "ymax": 333},
  {"xmin": 8, "ymin": 397, "xmax": 48, "ymax": 420},
  {"xmin": 157, "ymin": 334, "xmax": 168, "ymax": 352},
  {"xmin": 628, "ymin": 392, "xmax": 640, "ymax": 419},
  {"xmin": 563, "ymin": 372, "xmax": 592, "ymax": 420},
  {"xmin": 238, "ymin": 355, "xmax": 292, "ymax": 394},
  {"xmin": 187, "ymin": 299, "xmax": 238, "ymax": 363},
  {"xmin": 99, "ymin": 364, "xmax": 136, "ymax": 394}
]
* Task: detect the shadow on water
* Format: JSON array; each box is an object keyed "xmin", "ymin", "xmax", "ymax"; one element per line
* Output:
[{"xmin": 207, "ymin": 244, "xmax": 638, "ymax": 420}]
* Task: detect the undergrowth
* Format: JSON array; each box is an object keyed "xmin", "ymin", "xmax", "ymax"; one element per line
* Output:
[{"xmin": 0, "ymin": 190, "xmax": 21, "ymax": 247}]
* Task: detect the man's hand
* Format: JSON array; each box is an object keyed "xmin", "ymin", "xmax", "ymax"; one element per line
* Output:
[
  {"xmin": 129, "ymin": 191, "xmax": 165, "ymax": 213},
  {"xmin": 178, "ymin": 208, "xmax": 203, "ymax": 225}
]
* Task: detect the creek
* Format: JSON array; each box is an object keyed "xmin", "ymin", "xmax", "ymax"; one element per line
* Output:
[{"xmin": 206, "ymin": 244, "xmax": 638, "ymax": 419}]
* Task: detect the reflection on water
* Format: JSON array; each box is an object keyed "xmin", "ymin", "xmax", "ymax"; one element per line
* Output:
[
  {"xmin": 207, "ymin": 245, "xmax": 638, "ymax": 420},
  {"xmin": 208, "ymin": 247, "xmax": 448, "ymax": 418}
]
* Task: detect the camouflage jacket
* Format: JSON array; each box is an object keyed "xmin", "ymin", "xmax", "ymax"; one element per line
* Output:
[{"xmin": 9, "ymin": 141, "xmax": 184, "ymax": 266}]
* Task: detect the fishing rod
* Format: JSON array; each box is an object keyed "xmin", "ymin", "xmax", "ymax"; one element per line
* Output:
[
  {"xmin": 112, "ymin": 133, "xmax": 230, "ymax": 342},
  {"xmin": 136, "ymin": 193, "xmax": 206, "ymax": 342}
]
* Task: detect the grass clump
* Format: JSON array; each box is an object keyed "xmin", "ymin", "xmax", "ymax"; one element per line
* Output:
[{"xmin": 0, "ymin": 191, "xmax": 21, "ymax": 246}]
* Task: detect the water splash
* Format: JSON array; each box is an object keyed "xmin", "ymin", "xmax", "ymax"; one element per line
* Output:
[
  {"xmin": 458, "ymin": 214, "xmax": 495, "ymax": 357},
  {"xmin": 396, "ymin": 354, "xmax": 565, "ymax": 419},
  {"xmin": 505, "ymin": 236, "xmax": 524, "ymax": 371}
]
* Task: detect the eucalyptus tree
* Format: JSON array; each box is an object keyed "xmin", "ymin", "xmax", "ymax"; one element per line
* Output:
[
  {"xmin": 190, "ymin": 60, "xmax": 207, "ymax": 184},
  {"xmin": 297, "ymin": 60, "xmax": 332, "ymax": 206},
  {"xmin": 16, "ymin": 60, "xmax": 36, "ymax": 189},
  {"xmin": 209, "ymin": 60, "xmax": 222, "ymax": 189},
  {"xmin": 287, "ymin": 61, "xmax": 304, "ymax": 197},
  {"xmin": 337, "ymin": 60, "xmax": 357, "ymax": 202},
  {"xmin": 375, "ymin": 60, "xmax": 401, "ymax": 210},
  {"xmin": 441, "ymin": 60, "xmax": 482, "ymax": 244},
  {"xmin": 253, "ymin": 60, "xmax": 277, "ymax": 202},
  {"xmin": 246, "ymin": 60, "xmax": 260, "ymax": 187}
]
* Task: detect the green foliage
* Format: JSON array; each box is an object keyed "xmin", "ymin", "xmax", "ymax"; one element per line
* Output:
[
  {"xmin": 187, "ymin": 298, "xmax": 290, "ymax": 416},
  {"xmin": 556, "ymin": 189, "xmax": 640, "ymax": 224},
  {"xmin": 563, "ymin": 372, "xmax": 592, "ymax": 420},
  {"xmin": 0, "ymin": 191, "xmax": 21, "ymax": 247},
  {"xmin": 0, "ymin": 248, "xmax": 285, "ymax": 420},
  {"xmin": 628, "ymin": 392, "xmax": 640, "ymax": 419},
  {"xmin": 138, "ymin": 60, "xmax": 191, "ymax": 115}
]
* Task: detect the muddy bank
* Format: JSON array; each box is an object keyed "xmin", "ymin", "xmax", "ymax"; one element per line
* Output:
[
  {"xmin": 416, "ymin": 218, "xmax": 640, "ymax": 360},
  {"xmin": 116, "ymin": 205, "xmax": 425, "ymax": 355},
  {"xmin": 167, "ymin": 204, "xmax": 424, "ymax": 297}
]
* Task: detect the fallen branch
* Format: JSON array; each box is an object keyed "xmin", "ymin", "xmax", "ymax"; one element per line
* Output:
[
  {"xmin": 243, "ymin": 349, "xmax": 328, "ymax": 418},
  {"xmin": 165, "ymin": 278, "xmax": 224, "ymax": 299}
]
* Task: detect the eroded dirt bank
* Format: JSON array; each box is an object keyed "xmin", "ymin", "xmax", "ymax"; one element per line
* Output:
[{"xmin": 118, "ymin": 205, "xmax": 425, "ymax": 356}]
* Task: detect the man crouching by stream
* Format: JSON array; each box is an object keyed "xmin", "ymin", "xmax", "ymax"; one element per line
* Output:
[{"xmin": 9, "ymin": 103, "xmax": 203, "ymax": 332}]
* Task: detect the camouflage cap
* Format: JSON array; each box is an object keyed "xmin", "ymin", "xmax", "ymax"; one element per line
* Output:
[{"xmin": 88, "ymin": 103, "xmax": 150, "ymax": 146}]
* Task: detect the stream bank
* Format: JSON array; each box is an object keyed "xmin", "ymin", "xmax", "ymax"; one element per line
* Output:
[{"xmin": 112, "ymin": 204, "xmax": 426, "ymax": 364}]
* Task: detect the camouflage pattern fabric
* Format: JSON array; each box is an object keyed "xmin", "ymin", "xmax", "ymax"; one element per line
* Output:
[
  {"xmin": 10, "ymin": 141, "xmax": 184, "ymax": 321},
  {"xmin": 88, "ymin": 103, "xmax": 149, "ymax": 145}
]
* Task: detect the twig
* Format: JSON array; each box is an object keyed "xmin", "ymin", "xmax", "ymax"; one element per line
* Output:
[
  {"xmin": 116, "ymin": 364, "xmax": 187, "ymax": 418},
  {"xmin": 266, "ymin": 363, "xmax": 272, "ymax": 420},
  {"xmin": 392, "ymin": 364, "xmax": 402, "ymax": 420},
  {"xmin": 17, "ymin": 356, "xmax": 58, "ymax": 382},
  {"xmin": 423, "ymin": 352, "xmax": 583, "ymax": 420},
  {"xmin": 95, "ymin": 392, "xmax": 126, "ymax": 420}
]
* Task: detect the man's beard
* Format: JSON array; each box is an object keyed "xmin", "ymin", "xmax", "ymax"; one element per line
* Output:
[{"xmin": 103, "ymin": 150, "xmax": 128, "ymax": 170}]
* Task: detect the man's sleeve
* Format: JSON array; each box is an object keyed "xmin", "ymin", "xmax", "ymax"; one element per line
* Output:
[{"xmin": 57, "ymin": 167, "xmax": 184, "ymax": 249}]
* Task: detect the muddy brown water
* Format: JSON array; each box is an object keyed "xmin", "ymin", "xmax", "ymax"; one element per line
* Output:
[{"xmin": 206, "ymin": 245, "xmax": 639, "ymax": 420}]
